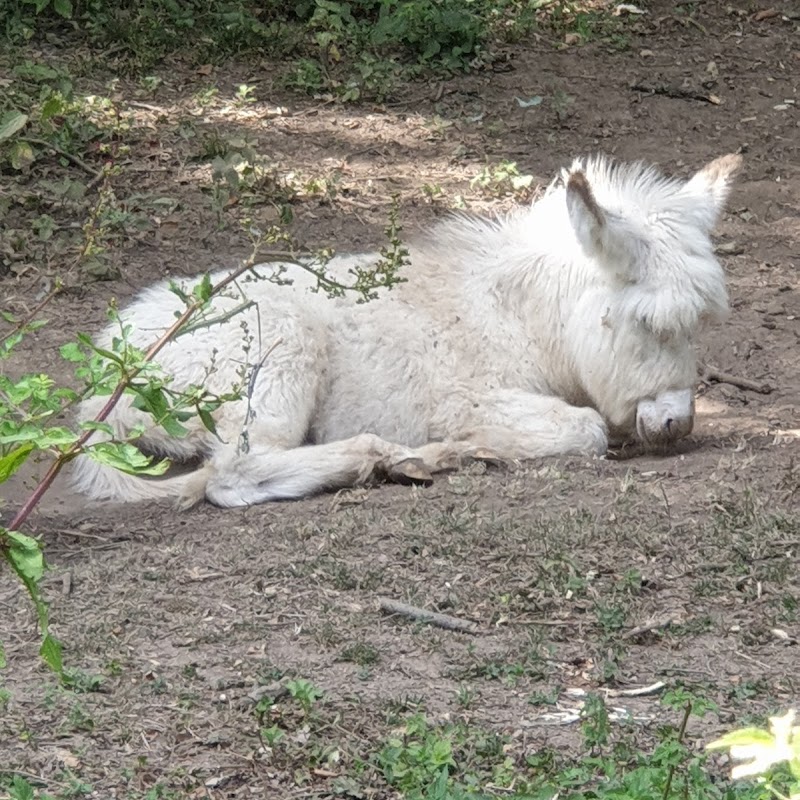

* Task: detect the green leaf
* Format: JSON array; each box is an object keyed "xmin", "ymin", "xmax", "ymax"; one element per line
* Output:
[
  {"xmin": 86, "ymin": 442, "xmax": 170, "ymax": 476},
  {"xmin": 707, "ymin": 728, "xmax": 776, "ymax": 750},
  {"xmin": 40, "ymin": 634, "xmax": 63, "ymax": 673},
  {"xmin": 41, "ymin": 95, "xmax": 67, "ymax": 121},
  {"xmin": 192, "ymin": 273, "xmax": 213, "ymax": 303},
  {"xmin": 0, "ymin": 641, "xmax": 6, "ymax": 669},
  {"xmin": 197, "ymin": 407, "xmax": 218, "ymax": 436},
  {"xmin": 78, "ymin": 420, "xmax": 115, "ymax": 437},
  {"xmin": 9, "ymin": 140, "xmax": 36, "ymax": 171},
  {"xmin": 10, "ymin": 776, "xmax": 35, "ymax": 800},
  {"xmin": 0, "ymin": 112, "xmax": 28, "ymax": 142},
  {"xmin": 4, "ymin": 530, "xmax": 45, "ymax": 583},
  {"xmin": 0, "ymin": 443, "xmax": 34, "ymax": 481},
  {"xmin": 1, "ymin": 529, "xmax": 62, "ymax": 674},
  {"xmin": 130, "ymin": 384, "xmax": 169, "ymax": 419},
  {"xmin": 60, "ymin": 341, "xmax": 87, "ymax": 362},
  {"xmin": 24, "ymin": 319, "xmax": 49, "ymax": 334},
  {"xmin": 53, "ymin": 0, "xmax": 73, "ymax": 18},
  {"xmin": 0, "ymin": 425, "xmax": 77, "ymax": 447},
  {"xmin": 159, "ymin": 415, "xmax": 189, "ymax": 437},
  {"xmin": 511, "ymin": 174, "xmax": 534, "ymax": 190},
  {"xmin": 86, "ymin": 342, "xmax": 125, "ymax": 366},
  {"xmin": 130, "ymin": 384, "xmax": 190, "ymax": 437},
  {"xmin": 168, "ymin": 280, "xmax": 191, "ymax": 305}
]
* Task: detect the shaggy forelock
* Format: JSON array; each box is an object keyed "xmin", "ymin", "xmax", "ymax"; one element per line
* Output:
[{"xmin": 555, "ymin": 155, "xmax": 730, "ymax": 337}]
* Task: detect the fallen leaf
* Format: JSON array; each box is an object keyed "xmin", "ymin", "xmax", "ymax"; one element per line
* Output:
[
  {"xmin": 753, "ymin": 8, "xmax": 779, "ymax": 21},
  {"xmin": 0, "ymin": 112, "xmax": 28, "ymax": 141},
  {"xmin": 55, "ymin": 748, "xmax": 80, "ymax": 768},
  {"xmin": 9, "ymin": 139, "xmax": 35, "ymax": 170},
  {"xmin": 715, "ymin": 241, "xmax": 745, "ymax": 256},
  {"xmin": 614, "ymin": 3, "xmax": 647, "ymax": 14}
]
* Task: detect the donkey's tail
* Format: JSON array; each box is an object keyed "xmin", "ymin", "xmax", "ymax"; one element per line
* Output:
[{"xmin": 70, "ymin": 452, "xmax": 211, "ymax": 509}]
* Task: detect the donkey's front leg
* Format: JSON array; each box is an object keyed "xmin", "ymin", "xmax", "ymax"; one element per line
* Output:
[{"xmin": 435, "ymin": 389, "xmax": 608, "ymax": 461}]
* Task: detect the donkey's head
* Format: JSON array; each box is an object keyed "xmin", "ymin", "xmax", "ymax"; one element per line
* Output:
[{"xmin": 563, "ymin": 153, "xmax": 741, "ymax": 445}]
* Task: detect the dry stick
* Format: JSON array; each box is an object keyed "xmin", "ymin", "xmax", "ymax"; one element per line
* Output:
[
  {"xmin": 700, "ymin": 364, "xmax": 773, "ymax": 394},
  {"xmin": 621, "ymin": 615, "xmax": 676, "ymax": 641},
  {"xmin": 601, "ymin": 681, "xmax": 666, "ymax": 698},
  {"xmin": 7, "ymin": 257, "xmax": 260, "ymax": 532},
  {"xmin": 379, "ymin": 597, "xmax": 483, "ymax": 635},
  {"xmin": 630, "ymin": 82, "xmax": 717, "ymax": 104},
  {"xmin": 20, "ymin": 137, "xmax": 103, "ymax": 180}
]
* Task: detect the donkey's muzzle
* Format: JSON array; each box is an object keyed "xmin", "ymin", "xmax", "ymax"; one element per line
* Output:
[{"xmin": 635, "ymin": 388, "xmax": 695, "ymax": 445}]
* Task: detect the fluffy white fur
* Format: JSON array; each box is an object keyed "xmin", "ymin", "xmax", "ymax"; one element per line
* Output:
[{"xmin": 72, "ymin": 153, "xmax": 741, "ymax": 508}]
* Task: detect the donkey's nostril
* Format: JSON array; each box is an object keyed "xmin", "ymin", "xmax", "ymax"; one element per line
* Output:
[{"xmin": 665, "ymin": 418, "xmax": 673, "ymax": 431}]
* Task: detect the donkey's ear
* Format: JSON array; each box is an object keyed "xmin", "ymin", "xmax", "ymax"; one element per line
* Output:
[
  {"xmin": 683, "ymin": 153, "xmax": 742, "ymax": 230},
  {"xmin": 566, "ymin": 170, "xmax": 606, "ymax": 255}
]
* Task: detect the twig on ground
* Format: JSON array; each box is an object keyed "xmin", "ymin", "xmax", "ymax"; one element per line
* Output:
[
  {"xmin": 128, "ymin": 101, "xmax": 168, "ymax": 113},
  {"xmin": 659, "ymin": 14, "xmax": 709, "ymax": 35},
  {"xmin": 622, "ymin": 616, "xmax": 676, "ymax": 640},
  {"xmin": 631, "ymin": 82, "xmax": 718, "ymax": 104},
  {"xmin": 565, "ymin": 682, "xmax": 666, "ymax": 699},
  {"xmin": 601, "ymin": 681, "xmax": 666, "ymax": 698},
  {"xmin": 700, "ymin": 364, "xmax": 773, "ymax": 394},
  {"xmin": 378, "ymin": 597, "xmax": 482, "ymax": 634},
  {"xmin": 20, "ymin": 137, "xmax": 103, "ymax": 180}
]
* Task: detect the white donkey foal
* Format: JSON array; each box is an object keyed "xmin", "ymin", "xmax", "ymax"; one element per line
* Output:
[{"xmin": 72, "ymin": 153, "xmax": 741, "ymax": 507}]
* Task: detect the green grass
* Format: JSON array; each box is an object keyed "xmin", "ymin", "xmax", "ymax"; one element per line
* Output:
[{"xmin": 0, "ymin": 1, "xmax": 634, "ymax": 100}]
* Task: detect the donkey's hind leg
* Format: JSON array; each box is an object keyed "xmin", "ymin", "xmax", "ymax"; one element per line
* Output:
[
  {"xmin": 189, "ymin": 309, "xmax": 428, "ymax": 507},
  {"xmin": 202, "ymin": 433, "xmax": 426, "ymax": 507}
]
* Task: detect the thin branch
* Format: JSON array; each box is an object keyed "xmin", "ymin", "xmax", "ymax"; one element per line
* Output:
[
  {"xmin": 662, "ymin": 702, "xmax": 692, "ymax": 800},
  {"xmin": 601, "ymin": 681, "xmax": 666, "ymax": 698},
  {"xmin": 700, "ymin": 364, "xmax": 773, "ymax": 394},
  {"xmin": 174, "ymin": 299, "xmax": 256, "ymax": 338},
  {"xmin": 20, "ymin": 137, "xmax": 103, "ymax": 180},
  {"xmin": 622, "ymin": 616, "xmax": 676, "ymax": 641},
  {"xmin": 631, "ymin": 82, "xmax": 718, "ymax": 104},
  {"xmin": 256, "ymin": 250, "xmax": 357, "ymax": 296},
  {"xmin": 378, "ymin": 597, "xmax": 483, "ymax": 635},
  {"xmin": 8, "ymin": 253, "xmax": 262, "ymax": 532},
  {"xmin": 239, "ymin": 337, "xmax": 285, "ymax": 455}
]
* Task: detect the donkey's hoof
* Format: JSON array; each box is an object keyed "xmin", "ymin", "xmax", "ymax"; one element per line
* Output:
[
  {"xmin": 387, "ymin": 458, "xmax": 434, "ymax": 486},
  {"xmin": 468, "ymin": 447, "xmax": 507, "ymax": 469}
]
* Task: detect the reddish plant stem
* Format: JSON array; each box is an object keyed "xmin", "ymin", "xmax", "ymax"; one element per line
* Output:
[{"xmin": 8, "ymin": 259, "xmax": 258, "ymax": 532}]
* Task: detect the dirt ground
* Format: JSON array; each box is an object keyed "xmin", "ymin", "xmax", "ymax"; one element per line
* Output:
[{"xmin": 1, "ymin": 1, "xmax": 799, "ymax": 798}]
